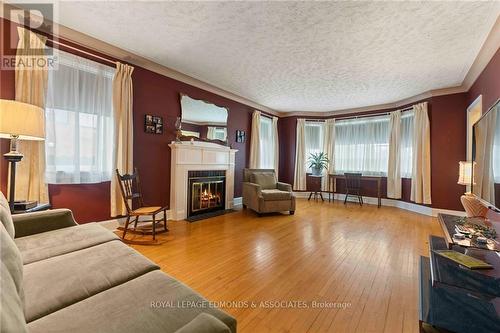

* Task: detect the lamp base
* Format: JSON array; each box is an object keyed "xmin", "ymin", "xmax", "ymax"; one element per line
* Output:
[
  {"xmin": 4, "ymin": 136, "xmax": 23, "ymax": 213},
  {"xmin": 460, "ymin": 194, "xmax": 488, "ymax": 218}
]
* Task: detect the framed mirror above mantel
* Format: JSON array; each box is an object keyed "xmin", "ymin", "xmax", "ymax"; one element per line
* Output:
[{"xmin": 177, "ymin": 94, "xmax": 229, "ymax": 146}]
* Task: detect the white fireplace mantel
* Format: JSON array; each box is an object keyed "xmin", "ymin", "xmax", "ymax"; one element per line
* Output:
[{"xmin": 168, "ymin": 141, "xmax": 238, "ymax": 221}]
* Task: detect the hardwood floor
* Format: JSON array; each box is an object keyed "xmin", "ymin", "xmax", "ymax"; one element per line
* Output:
[{"xmin": 128, "ymin": 199, "xmax": 443, "ymax": 333}]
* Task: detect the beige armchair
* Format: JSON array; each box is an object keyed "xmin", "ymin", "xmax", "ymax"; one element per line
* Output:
[{"xmin": 242, "ymin": 169, "xmax": 296, "ymax": 216}]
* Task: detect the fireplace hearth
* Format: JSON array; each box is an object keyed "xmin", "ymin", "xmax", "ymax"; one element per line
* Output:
[{"xmin": 188, "ymin": 170, "xmax": 226, "ymax": 218}]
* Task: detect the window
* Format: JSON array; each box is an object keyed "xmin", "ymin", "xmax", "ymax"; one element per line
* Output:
[
  {"xmin": 334, "ymin": 115, "xmax": 390, "ymax": 175},
  {"xmin": 304, "ymin": 122, "xmax": 324, "ymax": 172},
  {"xmin": 400, "ymin": 111, "xmax": 414, "ymax": 178},
  {"xmin": 45, "ymin": 50, "xmax": 114, "ymax": 184},
  {"xmin": 259, "ymin": 116, "xmax": 275, "ymax": 169}
]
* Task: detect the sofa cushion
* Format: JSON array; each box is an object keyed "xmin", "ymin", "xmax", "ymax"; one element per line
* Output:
[
  {"xmin": 0, "ymin": 191, "xmax": 15, "ymax": 239},
  {"xmin": 23, "ymin": 240, "xmax": 160, "ymax": 322},
  {"xmin": 0, "ymin": 223, "xmax": 24, "ymax": 304},
  {"xmin": 261, "ymin": 189, "xmax": 291, "ymax": 201},
  {"xmin": 27, "ymin": 270, "xmax": 236, "ymax": 333},
  {"xmin": 175, "ymin": 313, "xmax": 231, "ymax": 333},
  {"xmin": 15, "ymin": 222, "xmax": 119, "ymax": 264},
  {"xmin": 250, "ymin": 172, "xmax": 277, "ymax": 190},
  {"xmin": 1, "ymin": 262, "xmax": 27, "ymax": 333}
]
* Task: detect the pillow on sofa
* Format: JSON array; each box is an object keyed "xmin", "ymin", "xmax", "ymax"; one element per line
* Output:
[
  {"xmin": 175, "ymin": 313, "xmax": 231, "ymax": 333},
  {"xmin": 250, "ymin": 172, "xmax": 277, "ymax": 190},
  {"xmin": 0, "ymin": 191, "xmax": 15, "ymax": 239}
]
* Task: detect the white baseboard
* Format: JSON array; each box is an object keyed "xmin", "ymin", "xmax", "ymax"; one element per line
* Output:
[
  {"xmin": 98, "ymin": 200, "xmax": 246, "ymax": 226},
  {"xmin": 233, "ymin": 197, "xmax": 243, "ymax": 208},
  {"xmin": 293, "ymin": 191, "xmax": 466, "ymax": 217}
]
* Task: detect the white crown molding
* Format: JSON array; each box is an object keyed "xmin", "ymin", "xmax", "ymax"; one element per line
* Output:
[
  {"xmin": 1, "ymin": 3, "xmax": 497, "ymax": 118},
  {"xmin": 462, "ymin": 16, "xmax": 500, "ymax": 91}
]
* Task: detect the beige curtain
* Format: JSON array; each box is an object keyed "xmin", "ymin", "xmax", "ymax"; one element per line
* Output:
[
  {"xmin": 322, "ymin": 119, "xmax": 335, "ymax": 191},
  {"xmin": 249, "ymin": 111, "xmax": 261, "ymax": 169},
  {"xmin": 293, "ymin": 119, "xmax": 306, "ymax": 190},
  {"xmin": 473, "ymin": 108, "xmax": 497, "ymax": 203},
  {"xmin": 13, "ymin": 27, "xmax": 49, "ymax": 203},
  {"xmin": 111, "ymin": 62, "xmax": 134, "ymax": 217},
  {"xmin": 387, "ymin": 111, "xmax": 402, "ymax": 199},
  {"xmin": 411, "ymin": 102, "xmax": 432, "ymax": 204},
  {"xmin": 272, "ymin": 116, "xmax": 279, "ymax": 178}
]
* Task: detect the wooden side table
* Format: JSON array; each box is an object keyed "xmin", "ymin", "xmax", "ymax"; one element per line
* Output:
[{"xmin": 307, "ymin": 174, "xmax": 324, "ymax": 201}]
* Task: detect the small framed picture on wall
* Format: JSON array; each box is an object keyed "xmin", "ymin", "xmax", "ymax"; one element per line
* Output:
[
  {"xmin": 145, "ymin": 114, "xmax": 163, "ymax": 134},
  {"xmin": 236, "ymin": 130, "xmax": 246, "ymax": 143}
]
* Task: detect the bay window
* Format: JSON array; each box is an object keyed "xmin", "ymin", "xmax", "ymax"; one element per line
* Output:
[{"xmin": 45, "ymin": 50, "xmax": 114, "ymax": 184}]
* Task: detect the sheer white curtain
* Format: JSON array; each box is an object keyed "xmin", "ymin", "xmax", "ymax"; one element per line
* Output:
[
  {"xmin": 334, "ymin": 115, "xmax": 390, "ymax": 175},
  {"xmin": 45, "ymin": 50, "xmax": 114, "ymax": 184},
  {"xmin": 272, "ymin": 116, "xmax": 279, "ymax": 177},
  {"xmin": 400, "ymin": 111, "xmax": 414, "ymax": 178},
  {"xmin": 305, "ymin": 121, "xmax": 324, "ymax": 172}
]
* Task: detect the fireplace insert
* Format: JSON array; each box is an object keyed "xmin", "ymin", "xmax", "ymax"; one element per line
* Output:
[{"xmin": 187, "ymin": 170, "xmax": 226, "ymax": 218}]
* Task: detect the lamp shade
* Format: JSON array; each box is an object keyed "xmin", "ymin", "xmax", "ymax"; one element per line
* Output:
[
  {"xmin": 0, "ymin": 99, "xmax": 45, "ymax": 140},
  {"xmin": 458, "ymin": 161, "xmax": 476, "ymax": 186}
]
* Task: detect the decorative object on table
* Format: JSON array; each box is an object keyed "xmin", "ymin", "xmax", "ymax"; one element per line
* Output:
[
  {"xmin": 460, "ymin": 194, "xmax": 488, "ymax": 218},
  {"xmin": 236, "ymin": 130, "xmax": 246, "ymax": 143},
  {"xmin": 307, "ymin": 152, "xmax": 329, "ymax": 176},
  {"xmin": 0, "ymin": 99, "xmax": 45, "ymax": 212},
  {"xmin": 434, "ymin": 250, "xmax": 493, "ymax": 270},
  {"xmin": 144, "ymin": 114, "xmax": 163, "ymax": 134},
  {"xmin": 454, "ymin": 216, "xmax": 498, "ymax": 240}
]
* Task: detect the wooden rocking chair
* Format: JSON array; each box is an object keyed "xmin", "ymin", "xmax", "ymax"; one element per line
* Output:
[{"xmin": 116, "ymin": 168, "xmax": 168, "ymax": 244}]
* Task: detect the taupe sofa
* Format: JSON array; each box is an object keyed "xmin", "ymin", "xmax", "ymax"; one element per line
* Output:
[
  {"xmin": 242, "ymin": 169, "xmax": 296, "ymax": 215},
  {"xmin": 0, "ymin": 192, "xmax": 236, "ymax": 333}
]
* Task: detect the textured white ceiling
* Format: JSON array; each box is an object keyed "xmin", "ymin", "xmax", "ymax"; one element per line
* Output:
[{"xmin": 55, "ymin": 1, "xmax": 500, "ymax": 112}]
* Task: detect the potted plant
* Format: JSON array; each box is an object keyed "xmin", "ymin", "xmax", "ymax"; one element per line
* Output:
[{"xmin": 308, "ymin": 152, "xmax": 329, "ymax": 176}]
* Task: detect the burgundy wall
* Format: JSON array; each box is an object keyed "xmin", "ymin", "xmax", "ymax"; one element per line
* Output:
[
  {"xmin": 467, "ymin": 48, "xmax": 500, "ymax": 110},
  {"xmin": 0, "ymin": 17, "xmax": 257, "ymax": 223}
]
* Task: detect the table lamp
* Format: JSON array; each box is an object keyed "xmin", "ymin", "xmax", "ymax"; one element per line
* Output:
[
  {"xmin": 0, "ymin": 99, "xmax": 45, "ymax": 212},
  {"xmin": 457, "ymin": 161, "xmax": 476, "ymax": 191},
  {"xmin": 457, "ymin": 161, "xmax": 487, "ymax": 217}
]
